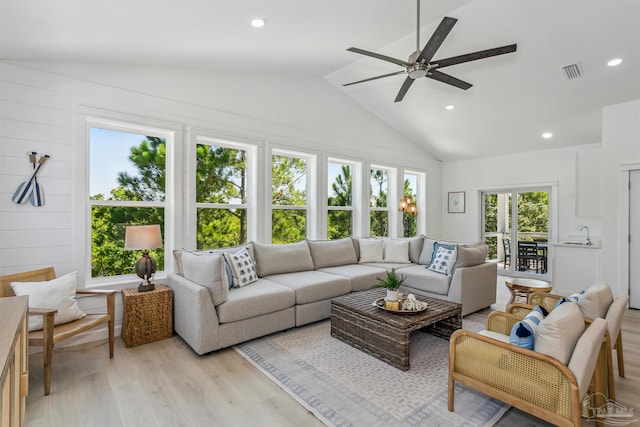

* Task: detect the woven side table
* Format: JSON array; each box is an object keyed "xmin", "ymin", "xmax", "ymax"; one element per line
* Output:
[{"xmin": 121, "ymin": 284, "xmax": 173, "ymax": 347}]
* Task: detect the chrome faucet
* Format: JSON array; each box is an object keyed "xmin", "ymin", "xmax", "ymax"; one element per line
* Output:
[{"xmin": 578, "ymin": 225, "xmax": 592, "ymax": 245}]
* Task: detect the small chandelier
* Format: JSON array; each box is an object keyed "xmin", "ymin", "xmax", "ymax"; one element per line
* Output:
[{"xmin": 398, "ymin": 196, "xmax": 418, "ymax": 216}]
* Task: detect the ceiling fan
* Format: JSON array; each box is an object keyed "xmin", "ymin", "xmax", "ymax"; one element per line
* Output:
[{"xmin": 343, "ymin": 0, "xmax": 517, "ymax": 102}]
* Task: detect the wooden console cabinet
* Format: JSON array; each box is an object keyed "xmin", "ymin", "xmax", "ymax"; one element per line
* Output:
[{"xmin": 0, "ymin": 296, "xmax": 29, "ymax": 427}]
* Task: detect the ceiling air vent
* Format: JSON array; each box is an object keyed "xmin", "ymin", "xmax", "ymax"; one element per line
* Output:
[{"xmin": 562, "ymin": 63, "xmax": 582, "ymax": 79}]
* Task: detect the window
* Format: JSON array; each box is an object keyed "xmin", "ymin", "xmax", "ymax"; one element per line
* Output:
[
  {"xmin": 483, "ymin": 189, "xmax": 550, "ymax": 276},
  {"xmin": 195, "ymin": 140, "xmax": 249, "ymax": 249},
  {"xmin": 370, "ymin": 167, "xmax": 389, "ymax": 237},
  {"xmin": 89, "ymin": 127, "xmax": 167, "ymax": 278},
  {"xmin": 327, "ymin": 160, "xmax": 353, "ymax": 239},
  {"xmin": 402, "ymin": 172, "xmax": 419, "ymax": 237},
  {"xmin": 272, "ymin": 152, "xmax": 307, "ymax": 243}
]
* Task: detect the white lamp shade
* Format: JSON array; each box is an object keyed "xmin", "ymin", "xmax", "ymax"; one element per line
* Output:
[{"xmin": 124, "ymin": 225, "xmax": 163, "ymax": 250}]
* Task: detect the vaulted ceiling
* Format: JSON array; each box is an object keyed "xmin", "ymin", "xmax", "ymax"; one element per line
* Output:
[{"xmin": 1, "ymin": 0, "xmax": 638, "ymax": 161}]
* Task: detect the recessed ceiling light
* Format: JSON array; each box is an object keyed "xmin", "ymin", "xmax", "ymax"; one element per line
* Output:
[
  {"xmin": 445, "ymin": 104, "xmax": 455, "ymax": 111},
  {"xmin": 251, "ymin": 18, "xmax": 266, "ymax": 28},
  {"xmin": 542, "ymin": 132, "xmax": 553, "ymax": 139},
  {"xmin": 607, "ymin": 58, "xmax": 623, "ymax": 67}
]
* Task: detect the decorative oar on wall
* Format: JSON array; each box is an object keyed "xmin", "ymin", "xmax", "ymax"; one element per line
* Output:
[{"xmin": 12, "ymin": 153, "xmax": 50, "ymax": 206}]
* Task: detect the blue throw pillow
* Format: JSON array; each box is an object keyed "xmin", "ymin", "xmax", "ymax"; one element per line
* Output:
[
  {"xmin": 509, "ymin": 305, "xmax": 548, "ymax": 350},
  {"xmin": 553, "ymin": 290, "xmax": 585, "ymax": 308}
]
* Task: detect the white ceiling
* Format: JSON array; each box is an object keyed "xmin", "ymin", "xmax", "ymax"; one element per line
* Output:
[{"xmin": 1, "ymin": 0, "xmax": 639, "ymax": 161}]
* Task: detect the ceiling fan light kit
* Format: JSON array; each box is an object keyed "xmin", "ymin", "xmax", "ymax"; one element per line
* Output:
[{"xmin": 344, "ymin": 0, "xmax": 517, "ymax": 102}]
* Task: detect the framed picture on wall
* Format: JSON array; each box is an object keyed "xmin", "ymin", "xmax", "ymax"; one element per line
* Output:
[{"xmin": 448, "ymin": 191, "xmax": 465, "ymax": 213}]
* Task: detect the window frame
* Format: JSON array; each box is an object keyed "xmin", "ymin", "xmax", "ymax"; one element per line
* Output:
[
  {"xmin": 326, "ymin": 157, "xmax": 358, "ymax": 240},
  {"xmin": 83, "ymin": 115, "xmax": 177, "ymax": 286},
  {"xmin": 270, "ymin": 149, "xmax": 314, "ymax": 243},
  {"xmin": 402, "ymin": 170, "xmax": 424, "ymax": 237},
  {"xmin": 192, "ymin": 135, "xmax": 256, "ymax": 249},
  {"xmin": 369, "ymin": 165, "xmax": 392, "ymax": 237}
]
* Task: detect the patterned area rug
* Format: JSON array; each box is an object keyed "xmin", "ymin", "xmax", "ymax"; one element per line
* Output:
[{"xmin": 234, "ymin": 313, "xmax": 509, "ymax": 427}]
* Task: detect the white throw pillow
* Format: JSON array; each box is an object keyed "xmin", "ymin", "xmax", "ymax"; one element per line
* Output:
[
  {"xmin": 223, "ymin": 247, "xmax": 258, "ymax": 287},
  {"xmin": 358, "ymin": 239, "xmax": 384, "ymax": 263},
  {"xmin": 383, "ymin": 240, "xmax": 410, "ymax": 263},
  {"xmin": 11, "ymin": 271, "xmax": 86, "ymax": 332},
  {"xmin": 578, "ymin": 281, "xmax": 613, "ymax": 319},
  {"xmin": 427, "ymin": 246, "xmax": 457, "ymax": 276},
  {"xmin": 535, "ymin": 301, "xmax": 584, "ymax": 365},
  {"xmin": 181, "ymin": 251, "xmax": 229, "ymax": 306}
]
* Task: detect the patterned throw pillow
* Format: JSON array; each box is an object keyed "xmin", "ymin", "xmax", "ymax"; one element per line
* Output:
[
  {"xmin": 427, "ymin": 245, "xmax": 457, "ymax": 276},
  {"xmin": 223, "ymin": 247, "xmax": 258, "ymax": 288},
  {"xmin": 509, "ymin": 305, "xmax": 549, "ymax": 349}
]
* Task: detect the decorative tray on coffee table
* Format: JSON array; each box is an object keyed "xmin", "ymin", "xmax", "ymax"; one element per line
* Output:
[{"xmin": 372, "ymin": 297, "xmax": 428, "ymax": 314}]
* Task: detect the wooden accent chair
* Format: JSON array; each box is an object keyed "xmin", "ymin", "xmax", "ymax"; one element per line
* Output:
[
  {"xmin": 0, "ymin": 267, "xmax": 115, "ymax": 395},
  {"xmin": 509, "ymin": 290, "xmax": 629, "ymax": 398},
  {"xmin": 449, "ymin": 311, "xmax": 608, "ymax": 427}
]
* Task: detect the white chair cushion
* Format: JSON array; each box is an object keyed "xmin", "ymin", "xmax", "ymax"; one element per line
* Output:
[
  {"xmin": 535, "ymin": 301, "xmax": 584, "ymax": 365},
  {"xmin": 11, "ymin": 271, "xmax": 86, "ymax": 332},
  {"xmin": 578, "ymin": 281, "xmax": 614, "ymax": 319}
]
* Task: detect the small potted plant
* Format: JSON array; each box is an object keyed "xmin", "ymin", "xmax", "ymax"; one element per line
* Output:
[{"xmin": 376, "ymin": 268, "xmax": 406, "ymax": 303}]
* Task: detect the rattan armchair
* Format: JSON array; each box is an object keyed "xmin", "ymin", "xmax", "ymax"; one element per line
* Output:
[
  {"xmin": 0, "ymin": 267, "xmax": 115, "ymax": 395},
  {"xmin": 508, "ymin": 290, "xmax": 628, "ymax": 399},
  {"xmin": 449, "ymin": 311, "xmax": 608, "ymax": 427}
]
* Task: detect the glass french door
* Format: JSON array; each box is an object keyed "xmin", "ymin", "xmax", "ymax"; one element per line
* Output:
[{"xmin": 483, "ymin": 188, "xmax": 550, "ymax": 277}]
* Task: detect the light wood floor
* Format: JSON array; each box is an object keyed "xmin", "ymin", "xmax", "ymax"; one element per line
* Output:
[{"xmin": 26, "ymin": 309, "xmax": 640, "ymax": 427}]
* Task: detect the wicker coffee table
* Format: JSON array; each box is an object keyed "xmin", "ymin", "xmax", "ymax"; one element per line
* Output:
[{"xmin": 331, "ymin": 288, "xmax": 462, "ymax": 370}]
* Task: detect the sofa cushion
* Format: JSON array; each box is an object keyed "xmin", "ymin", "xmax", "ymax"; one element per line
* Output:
[
  {"xmin": 397, "ymin": 265, "xmax": 451, "ymax": 295},
  {"xmin": 454, "ymin": 244, "xmax": 488, "ymax": 269},
  {"xmin": 578, "ymin": 281, "xmax": 613, "ymax": 319},
  {"xmin": 418, "ymin": 238, "xmax": 438, "ymax": 265},
  {"xmin": 181, "ymin": 251, "xmax": 229, "ymax": 305},
  {"xmin": 358, "ymin": 239, "xmax": 384, "ymax": 263},
  {"xmin": 175, "ymin": 244, "xmax": 253, "ymax": 285},
  {"xmin": 318, "ymin": 264, "xmax": 386, "ymax": 292},
  {"xmin": 11, "ymin": 271, "xmax": 86, "ymax": 332},
  {"xmin": 253, "ymin": 241, "xmax": 314, "ymax": 277},
  {"xmin": 265, "ymin": 271, "xmax": 351, "ymax": 304},
  {"xmin": 223, "ymin": 247, "xmax": 259, "ymax": 288},
  {"xmin": 392, "ymin": 236, "xmax": 424, "ymax": 264},
  {"xmin": 307, "ymin": 237, "xmax": 357, "ymax": 269},
  {"xmin": 535, "ymin": 301, "xmax": 584, "ymax": 365},
  {"xmin": 216, "ymin": 279, "xmax": 295, "ymax": 323},
  {"xmin": 383, "ymin": 240, "xmax": 410, "ymax": 263}
]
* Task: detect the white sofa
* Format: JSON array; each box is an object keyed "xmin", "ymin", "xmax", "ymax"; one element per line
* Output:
[{"xmin": 168, "ymin": 236, "xmax": 497, "ymax": 355}]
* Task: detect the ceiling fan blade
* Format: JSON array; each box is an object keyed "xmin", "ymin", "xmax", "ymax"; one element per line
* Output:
[
  {"xmin": 394, "ymin": 77, "xmax": 416, "ymax": 102},
  {"xmin": 426, "ymin": 69, "xmax": 472, "ymax": 90},
  {"xmin": 430, "ymin": 44, "xmax": 518, "ymax": 69},
  {"xmin": 347, "ymin": 47, "xmax": 410, "ymax": 67},
  {"xmin": 417, "ymin": 17, "xmax": 457, "ymax": 63},
  {"xmin": 342, "ymin": 71, "xmax": 406, "ymax": 87}
]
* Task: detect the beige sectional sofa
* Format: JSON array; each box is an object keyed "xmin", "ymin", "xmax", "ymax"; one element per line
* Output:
[{"xmin": 168, "ymin": 236, "xmax": 497, "ymax": 355}]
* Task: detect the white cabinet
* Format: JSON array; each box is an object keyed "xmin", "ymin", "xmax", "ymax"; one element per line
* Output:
[{"xmin": 551, "ymin": 244, "xmax": 601, "ymax": 294}]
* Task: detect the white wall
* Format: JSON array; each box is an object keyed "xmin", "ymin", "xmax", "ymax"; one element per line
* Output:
[
  {"xmin": 601, "ymin": 99, "xmax": 640, "ymax": 296},
  {"xmin": 442, "ymin": 98, "xmax": 640, "ymax": 297},
  {"xmin": 0, "ymin": 61, "xmax": 442, "ymax": 344}
]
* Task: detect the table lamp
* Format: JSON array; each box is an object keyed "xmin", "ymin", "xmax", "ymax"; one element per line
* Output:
[{"xmin": 124, "ymin": 224, "xmax": 163, "ymax": 292}]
